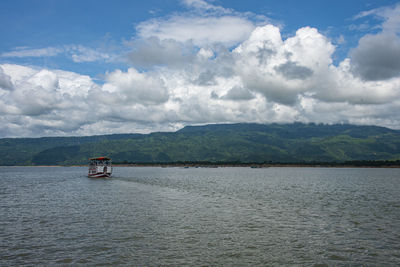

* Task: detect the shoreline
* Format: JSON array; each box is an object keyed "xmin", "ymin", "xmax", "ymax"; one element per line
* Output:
[
  {"xmin": 114, "ymin": 163, "xmax": 400, "ymax": 168},
  {"xmin": 2, "ymin": 163, "xmax": 400, "ymax": 168}
]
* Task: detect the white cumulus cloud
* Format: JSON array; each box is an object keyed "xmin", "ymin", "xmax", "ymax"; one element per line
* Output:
[
  {"xmin": 1, "ymin": 1, "xmax": 400, "ymax": 137},
  {"xmin": 136, "ymin": 16, "xmax": 257, "ymax": 47},
  {"xmin": 350, "ymin": 4, "xmax": 400, "ymax": 81}
]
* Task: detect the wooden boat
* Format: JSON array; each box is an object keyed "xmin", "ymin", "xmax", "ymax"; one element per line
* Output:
[{"xmin": 88, "ymin": 157, "xmax": 112, "ymax": 178}]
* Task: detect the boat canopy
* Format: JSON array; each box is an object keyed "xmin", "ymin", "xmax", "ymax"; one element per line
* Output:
[{"xmin": 89, "ymin": 156, "xmax": 111, "ymax": 161}]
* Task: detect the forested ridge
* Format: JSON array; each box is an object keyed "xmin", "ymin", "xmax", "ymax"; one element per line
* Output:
[{"xmin": 1, "ymin": 123, "xmax": 400, "ymax": 166}]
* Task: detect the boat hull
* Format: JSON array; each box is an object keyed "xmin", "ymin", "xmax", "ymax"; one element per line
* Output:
[{"xmin": 88, "ymin": 172, "xmax": 111, "ymax": 178}]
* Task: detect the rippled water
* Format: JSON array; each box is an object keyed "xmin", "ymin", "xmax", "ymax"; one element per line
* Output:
[{"xmin": 1, "ymin": 166, "xmax": 400, "ymax": 266}]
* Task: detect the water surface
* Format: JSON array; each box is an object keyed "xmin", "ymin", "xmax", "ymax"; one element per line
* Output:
[{"xmin": 1, "ymin": 166, "xmax": 399, "ymax": 265}]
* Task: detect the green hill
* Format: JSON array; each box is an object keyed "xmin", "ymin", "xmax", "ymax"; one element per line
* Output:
[{"xmin": 1, "ymin": 123, "xmax": 400, "ymax": 165}]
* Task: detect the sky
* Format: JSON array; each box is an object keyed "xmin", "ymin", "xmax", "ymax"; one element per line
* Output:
[{"xmin": 0, "ymin": 0, "xmax": 400, "ymax": 137}]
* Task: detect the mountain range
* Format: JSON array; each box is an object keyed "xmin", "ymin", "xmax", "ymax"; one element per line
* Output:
[{"xmin": 1, "ymin": 123, "xmax": 400, "ymax": 166}]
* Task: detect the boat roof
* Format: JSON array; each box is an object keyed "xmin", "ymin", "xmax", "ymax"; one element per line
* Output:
[{"xmin": 89, "ymin": 156, "xmax": 111, "ymax": 161}]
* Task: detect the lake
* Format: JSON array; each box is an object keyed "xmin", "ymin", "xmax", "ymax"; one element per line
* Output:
[{"xmin": 1, "ymin": 166, "xmax": 399, "ymax": 266}]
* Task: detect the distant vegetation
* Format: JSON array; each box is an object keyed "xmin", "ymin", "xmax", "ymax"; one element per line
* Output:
[{"xmin": 1, "ymin": 123, "xmax": 400, "ymax": 166}]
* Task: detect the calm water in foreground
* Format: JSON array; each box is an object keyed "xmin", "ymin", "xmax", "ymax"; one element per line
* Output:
[{"xmin": 1, "ymin": 166, "xmax": 400, "ymax": 266}]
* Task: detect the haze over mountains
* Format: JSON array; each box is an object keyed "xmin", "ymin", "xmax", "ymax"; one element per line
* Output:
[{"xmin": 1, "ymin": 123, "xmax": 399, "ymax": 166}]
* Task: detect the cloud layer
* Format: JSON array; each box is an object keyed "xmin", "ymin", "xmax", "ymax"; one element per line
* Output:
[
  {"xmin": 1, "ymin": 1, "xmax": 400, "ymax": 137},
  {"xmin": 1, "ymin": 45, "xmax": 114, "ymax": 63}
]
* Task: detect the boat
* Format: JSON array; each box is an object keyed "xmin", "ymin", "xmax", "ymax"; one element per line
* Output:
[{"xmin": 88, "ymin": 157, "xmax": 112, "ymax": 178}]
